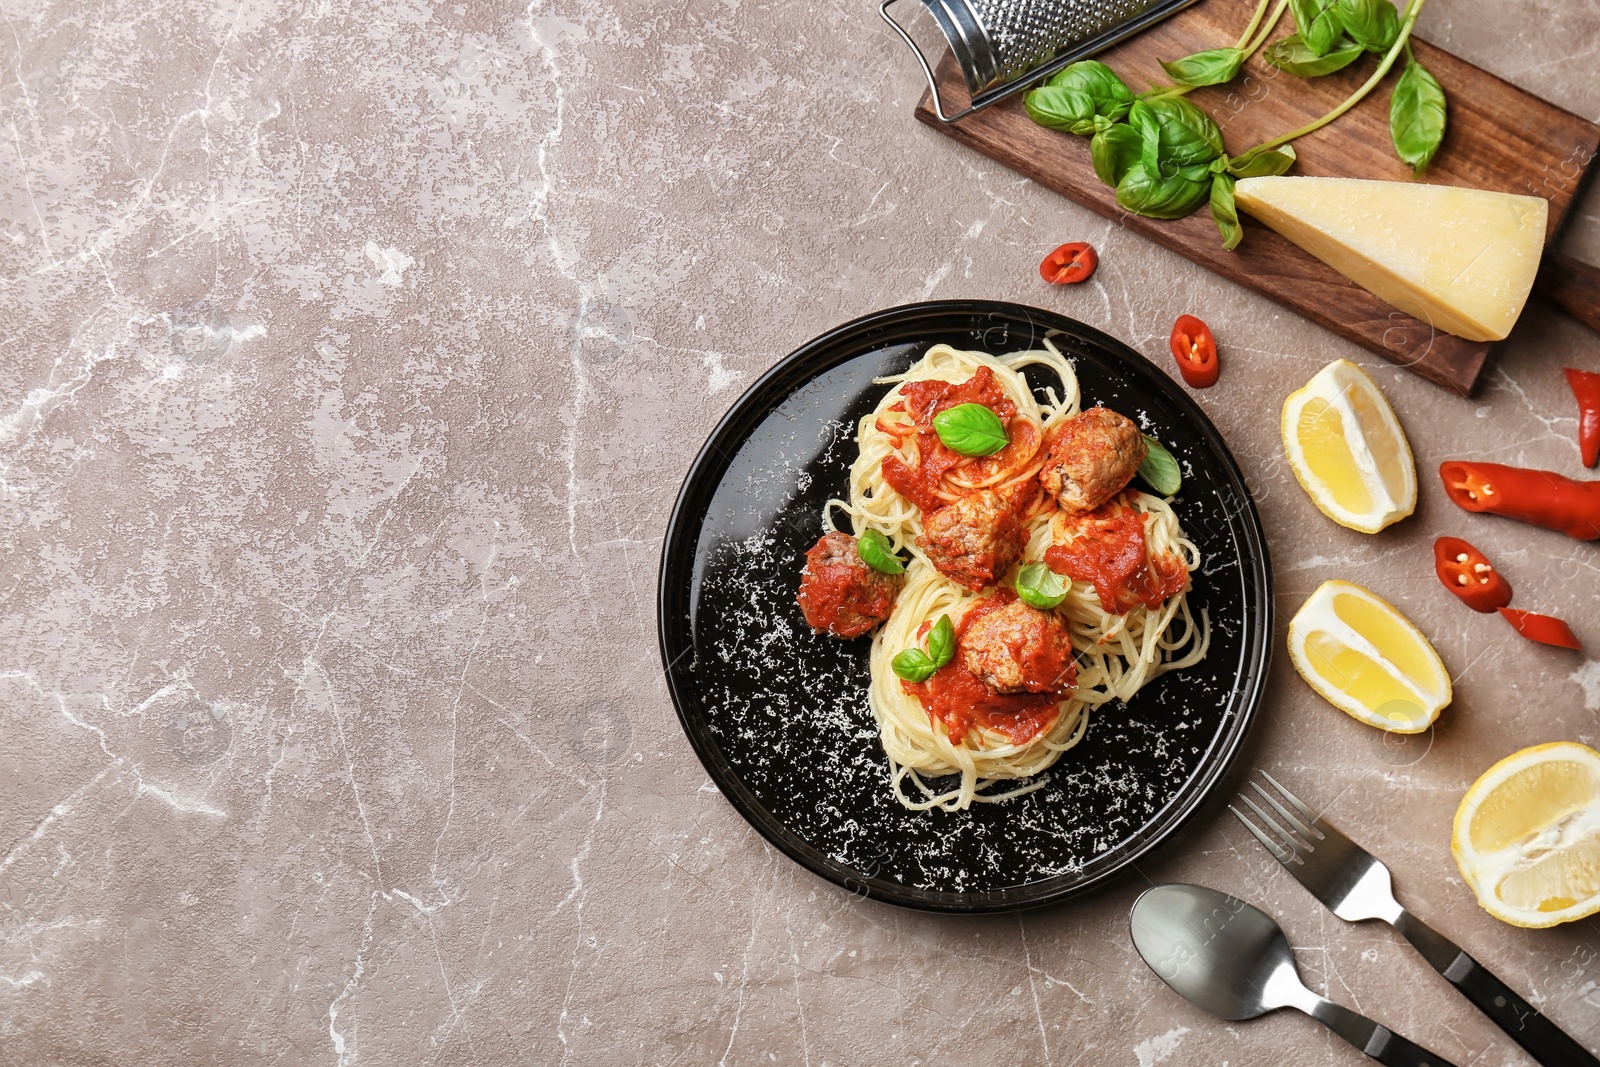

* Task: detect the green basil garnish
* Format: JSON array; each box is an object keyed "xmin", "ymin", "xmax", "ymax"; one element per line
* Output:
[
  {"xmin": 1024, "ymin": 61, "xmax": 1133, "ymax": 136},
  {"xmin": 1016, "ymin": 563, "xmax": 1070, "ymax": 610},
  {"xmin": 1335, "ymin": 0, "xmax": 1399, "ymax": 52},
  {"xmin": 892, "ymin": 613, "xmax": 956, "ymax": 683},
  {"xmin": 855, "ymin": 529, "xmax": 905, "ymax": 575},
  {"xmin": 1263, "ymin": 33, "xmax": 1363, "ymax": 77},
  {"xmin": 1389, "ymin": 57, "xmax": 1446, "ymax": 176},
  {"xmin": 926, "ymin": 615, "xmax": 956, "ymax": 669},
  {"xmin": 891, "ymin": 649, "xmax": 937, "ymax": 683},
  {"xmin": 1138, "ymin": 435, "xmax": 1182, "ymax": 496},
  {"xmin": 1210, "ymin": 173, "xmax": 1243, "ymax": 252},
  {"xmin": 933, "ymin": 403, "xmax": 1009, "ymax": 456},
  {"xmin": 1159, "ymin": 47, "xmax": 1245, "ymax": 88},
  {"xmin": 1091, "ymin": 123, "xmax": 1144, "ymax": 188},
  {"xmin": 1024, "ymin": 86, "xmax": 1099, "ymax": 136}
]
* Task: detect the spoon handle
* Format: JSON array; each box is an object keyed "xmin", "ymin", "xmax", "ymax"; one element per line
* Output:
[{"xmin": 1308, "ymin": 998, "xmax": 1460, "ymax": 1067}]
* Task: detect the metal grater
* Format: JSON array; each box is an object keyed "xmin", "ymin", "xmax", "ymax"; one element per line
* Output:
[{"xmin": 883, "ymin": 0, "xmax": 1202, "ymax": 122}]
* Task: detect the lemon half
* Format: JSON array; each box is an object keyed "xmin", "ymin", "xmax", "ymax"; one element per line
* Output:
[
  {"xmin": 1287, "ymin": 580, "xmax": 1450, "ymax": 733},
  {"xmin": 1452, "ymin": 742, "xmax": 1600, "ymax": 928},
  {"xmin": 1281, "ymin": 360, "xmax": 1416, "ymax": 534}
]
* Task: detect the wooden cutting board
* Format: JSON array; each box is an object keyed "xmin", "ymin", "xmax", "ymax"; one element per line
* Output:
[{"xmin": 913, "ymin": 0, "xmax": 1600, "ymax": 394}]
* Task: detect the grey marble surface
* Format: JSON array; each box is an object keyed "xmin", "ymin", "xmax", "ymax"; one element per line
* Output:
[{"xmin": 4, "ymin": 0, "xmax": 1600, "ymax": 1064}]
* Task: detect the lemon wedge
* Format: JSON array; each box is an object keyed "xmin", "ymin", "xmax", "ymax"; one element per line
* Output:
[
  {"xmin": 1452, "ymin": 742, "xmax": 1600, "ymax": 928},
  {"xmin": 1287, "ymin": 580, "xmax": 1450, "ymax": 733},
  {"xmin": 1281, "ymin": 359, "xmax": 1416, "ymax": 534}
]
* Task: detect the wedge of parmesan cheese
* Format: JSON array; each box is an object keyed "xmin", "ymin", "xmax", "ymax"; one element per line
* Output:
[{"xmin": 1233, "ymin": 176, "xmax": 1548, "ymax": 342}]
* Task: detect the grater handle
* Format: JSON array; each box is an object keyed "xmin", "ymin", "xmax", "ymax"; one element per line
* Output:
[{"xmin": 879, "ymin": 0, "xmax": 975, "ymax": 124}]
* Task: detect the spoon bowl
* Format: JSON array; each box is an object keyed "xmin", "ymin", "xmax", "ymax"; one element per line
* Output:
[{"xmin": 1129, "ymin": 883, "xmax": 1457, "ymax": 1067}]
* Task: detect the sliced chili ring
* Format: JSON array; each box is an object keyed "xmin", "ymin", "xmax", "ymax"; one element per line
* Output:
[
  {"xmin": 1169, "ymin": 314, "xmax": 1219, "ymax": 389},
  {"xmin": 1039, "ymin": 242, "xmax": 1098, "ymax": 285},
  {"xmin": 1497, "ymin": 607, "xmax": 1582, "ymax": 651},
  {"xmin": 1432, "ymin": 536, "xmax": 1511, "ymax": 613}
]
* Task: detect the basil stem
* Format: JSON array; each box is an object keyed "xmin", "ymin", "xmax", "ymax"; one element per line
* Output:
[
  {"xmin": 932, "ymin": 403, "xmax": 1009, "ymax": 456},
  {"xmin": 855, "ymin": 529, "xmax": 905, "ymax": 575},
  {"xmin": 1138, "ymin": 435, "xmax": 1183, "ymax": 496},
  {"xmin": 1016, "ymin": 563, "xmax": 1070, "ymax": 610},
  {"xmin": 1389, "ymin": 50, "xmax": 1446, "ymax": 175}
]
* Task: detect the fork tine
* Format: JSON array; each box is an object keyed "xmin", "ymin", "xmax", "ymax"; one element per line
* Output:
[
  {"xmin": 1238, "ymin": 794, "xmax": 1307, "ymax": 861},
  {"xmin": 1259, "ymin": 769, "xmax": 1320, "ymax": 827},
  {"xmin": 1229, "ymin": 804, "xmax": 1292, "ymax": 864},
  {"xmin": 1250, "ymin": 781, "xmax": 1320, "ymax": 842}
]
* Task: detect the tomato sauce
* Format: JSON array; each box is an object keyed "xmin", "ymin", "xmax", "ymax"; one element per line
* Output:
[
  {"xmin": 1043, "ymin": 501, "xmax": 1188, "ymax": 614},
  {"xmin": 903, "ymin": 592, "xmax": 1071, "ymax": 747},
  {"xmin": 879, "ymin": 367, "xmax": 1030, "ymax": 513}
]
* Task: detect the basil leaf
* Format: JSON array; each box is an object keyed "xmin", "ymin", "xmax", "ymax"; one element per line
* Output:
[
  {"xmin": 1159, "ymin": 47, "xmax": 1244, "ymax": 88},
  {"xmin": 1091, "ymin": 123, "xmax": 1143, "ymax": 188},
  {"xmin": 891, "ymin": 648, "xmax": 937, "ymax": 683},
  {"xmin": 926, "ymin": 614, "xmax": 956, "ymax": 669},
  {"xmin": 932, "ymin": 402, "xmax": 1009, "ymax": 456},
  {"xmin": 1138, "ymin": 435, "xmax": 1182, "ymax": 496},
  {"xmin": 1335, "ymin": 0, "xmax": 1399, "ymax": 52},
  {"xmin": 1290, "ymin": 0, "xmax": 1342, "ymax": 56},
  {"xmin": 1016, "ymin": 562, "xmax": 1069, "ymax": 610},
  {"xmin": 1024, "ymin": 85, "xmax": 1099, "ymax": 136},
  {"xmin": 1390, "ymin": 57, "xmax": 1447, "ymax": 176},
  {"xmin": 1226, "ymin": 143, "xmax": 1297, "ymax": 178},
  {"xmin": 1263, "ymin": 33, "xmax": 1363, "ymax": 77},
  {"xmin": 1210, "ymin": 173, "xmax": 1243, "ymax": 252},
  {"xmin": 1116, "ymin": 161, "xmax": 1212, "ymax": 220},
  {"xmin": 1046, "ymin": 60, "xmax": 1134, "ymax": 122},
  {"xmin": 855, "ymin": 529, "xmax": 905, "ymax": 575},
  {"xmin": 1130, "ymin": 97, "xmax": 1224, "ymax": 173}
]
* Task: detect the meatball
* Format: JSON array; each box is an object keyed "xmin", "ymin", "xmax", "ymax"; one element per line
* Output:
[
  {"xmin": 960, "ymin": 595, "xmax": 1077, "ymax": 694},
  {"xmin": 1040, "ymin": 407, "xmax": 1147, "ymax": 514},
  {"xmin": 797, "ymin": 531, "xmax": 901, "ymax": 638},
  {"xmin": 917, "ymin": 487, "xmax": 1027, "ymax": 592}
]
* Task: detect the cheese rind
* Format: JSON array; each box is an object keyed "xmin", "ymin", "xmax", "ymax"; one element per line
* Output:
[{"xmin": 1234, "ymin": 176, "xmax": 1548, "ymax": 342}]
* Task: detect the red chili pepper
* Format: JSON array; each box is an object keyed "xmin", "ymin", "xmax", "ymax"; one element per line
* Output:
[
  {"xmin": 1039, "ymin": 242, "xmax": 1098, "ymax": 285},
  {"xmin": 1438, "ymin": 461, "xmax": 1600, "ymax": 540},
  {"xmin": 1432, "ymin": 537, "xmax": 1511, "ymax": 613},
  {"xmin": 1565, "ymin": 368, "xmax": 1600, "ymax": 467},
  {"xmin": 1169, "ymin": 315, "xmax": 1219, "ymax": 389},
  {"xmin": 1497, "ymin": 607, "xmax": 1582, "ymax": 651}
]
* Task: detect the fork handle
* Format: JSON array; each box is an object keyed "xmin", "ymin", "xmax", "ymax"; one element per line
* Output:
[{"xmin": 1396, "ymin": 911, "xmax": 1600, "ymax": 1067}]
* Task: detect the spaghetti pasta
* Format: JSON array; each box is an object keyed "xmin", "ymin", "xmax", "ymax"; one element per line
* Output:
[{"xmin": 817, "ymin": 341, "xmax": 1209, "ymax": 811}]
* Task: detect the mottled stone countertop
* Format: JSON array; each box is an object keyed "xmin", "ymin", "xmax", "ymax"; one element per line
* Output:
[{"xmin": 4, "ymin": 0, "xmax": 1600, "ymax": 1063}]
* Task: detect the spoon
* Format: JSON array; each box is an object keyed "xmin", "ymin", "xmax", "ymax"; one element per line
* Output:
[{"xmin": 1129, "ymin": 884, "xmax": 1459, "ymax": 1067}]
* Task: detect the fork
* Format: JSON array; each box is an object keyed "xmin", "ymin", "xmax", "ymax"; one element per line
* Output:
[{"xmin": 1232, "ymin": 770, "xmax": 1599, "ymax": 1067}]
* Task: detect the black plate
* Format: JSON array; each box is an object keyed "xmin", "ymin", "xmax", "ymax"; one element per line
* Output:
[{"xmin": 657, "ymin": 301, "xmax": 1271, "ymax": 912}]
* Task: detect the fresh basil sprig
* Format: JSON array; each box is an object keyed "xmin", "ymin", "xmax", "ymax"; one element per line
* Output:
[
  {"xmin": 1390, "ymin": 55, "xmax": 1446, "ymax": 175},
  {"xmin": 1117, "ymin": 162, "xmax": 1212, "ymax": 220},
  {"xmin": 933, "ymin": 403, "xmax": 1009, "ymax": 457},
  {"xmin": 892, "ymin": 614, "xmax": 956, "ymax": 683},
  {"xmin": 1016, "ymin": 563, "xmax": 1070, "ymax": 610},
  {"xmin": 1131, "ymin": 97, "xmax": 1225, "ymax": 172},
  {"xmin": 1159, "ymin": 47, "xmax": 1245, "ymax": 88},
  {"xmin": 1138, "ymin": 435, "xmax": 1182, "ymax": 496},
  {"xmin": 855, "ymin": 529, "xmax": 905, "ymax": 575},
  {"xmin": 1264, "ymin": 33, "xmax": 1364, "ymax": 77}
]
